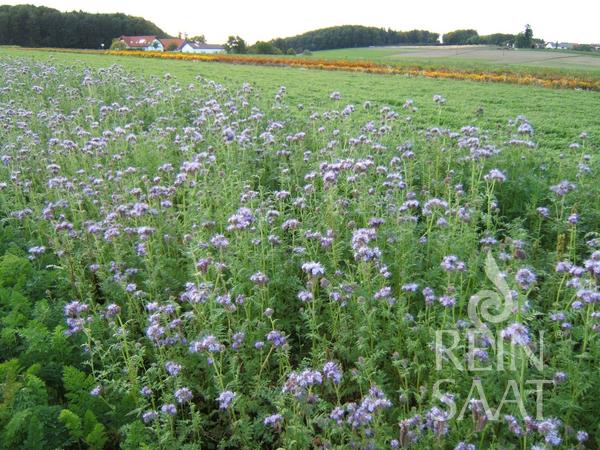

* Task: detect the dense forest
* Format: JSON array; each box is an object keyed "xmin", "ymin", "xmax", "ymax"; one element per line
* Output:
[
  {"xmin": 0, "ymin": 4, "xmax": 167, "ymax": 49},
  {"xmin": 270, "ymin": 25, "xmax": 440, "ymax": 52}
]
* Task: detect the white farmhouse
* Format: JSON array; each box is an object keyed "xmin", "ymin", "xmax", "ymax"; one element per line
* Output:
[{"xmin": 181, "ymin": 42, "xmax": 225, "ymax": 54}]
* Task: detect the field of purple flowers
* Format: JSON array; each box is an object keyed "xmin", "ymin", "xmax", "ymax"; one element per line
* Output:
[{"xmin": 0, "ymin": 57, "xmax": 599, "ymax": 449}]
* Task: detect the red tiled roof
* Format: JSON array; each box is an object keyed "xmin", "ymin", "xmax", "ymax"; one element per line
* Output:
[
  {"xmin": 119, "ymin": 35, "xmax": 158, "ymax": 48},
  {"xmin": 160, "ymin": 38, "xmax": 186, "ymax": 51}
]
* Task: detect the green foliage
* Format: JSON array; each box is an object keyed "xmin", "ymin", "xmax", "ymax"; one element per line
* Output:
[
  {"xmin": 0, "ymin": 357, "xmax": 77, "ymax": 448},
  {"xmin": 59, "ymin": 408, "xmax": 83, "ymax": 439},
  {"xmin": 63, "ymin": 366, "xmax": 96, "ymax": 416},
  {"xmin": 12, "ymin": 374, "xmax": 48, "ymax": 411},
  {"xmin": 272, "ymin": 25, "xmax": 439, "ymax": 52},
  {"xmin": 224, "ymin": 35, "xmax": 247, "ymax": 54},
  {"xmin": 86, "ymin": 422, "xmax": 108, "ymax": 450},
  {"xmin": 250, "ymin": 40, "xmax": 281, "ymax": 55},
  {"xmin": 0, "ymin": 288, "xmax": 31, "ymax": 333},
  {"xmin": 110, "ymin": 39, "xmax": 127, "ymax": 50},
  {"xmin": 1, "ymin": 410, "xmax": 31, "ymax": 447},
  {"xmin": 442, "ymin": 29, "xmax": 479, "ymax": 45},
  {"xmin": 440, "ymin": 30, "xmax": 524, "ymax": 47},
  {"xmin": 188, "ymin": 35, "xmax": 206, "ymax": 44},
  {"xmin": 0, "ymin": 4, "xmax": 167, "ymax": 49},
  {"xmin": 479, "ymin": 33, "xmax": 516, "ymax": 46},
  {"xmin": 60, "ymin": 407, "xmax": 110, "ymax": 448},
  {"xmin": 0, "ymin": 254, "xmax": 31, "ymax": 290},
  {"xmin": 120, "ymin": 421, "xmax": 151, "ymax": 449},
  {"xmin": 22, "ymin": 414, "xmax": 44, "ymax": 449},
  {"xmin": 1, "ymin": 406, "xmax": 71, "ymax": 450},
  {"xmin": 0, "ymin": 359, "xmax": 22, "ymax": 425},
  {"xmin": 515, "ymin": 24, "xmax": 535, "ymax": 48}
]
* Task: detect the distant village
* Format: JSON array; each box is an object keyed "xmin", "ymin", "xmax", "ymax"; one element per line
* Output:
[{"xmin": 113, "ymin": 35, "xmax": 225, "ymax": 53}]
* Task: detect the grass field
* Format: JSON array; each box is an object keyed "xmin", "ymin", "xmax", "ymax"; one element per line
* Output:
[
  {"xmin": 311, "ymin": 45, "xmax": 600, "ymax": 78},
  {"xmin": 1, "ymin": 47, "xmax": 600, "ymax": 449}
]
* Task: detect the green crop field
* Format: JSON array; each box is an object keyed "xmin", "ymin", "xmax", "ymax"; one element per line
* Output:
[
  {"xmin": 1, "ymin": 46, "xmax": 600, "ymax": 449},
  {"xmin": 310, "ymin": 45, "xmax": 600, "ymax": 79}
]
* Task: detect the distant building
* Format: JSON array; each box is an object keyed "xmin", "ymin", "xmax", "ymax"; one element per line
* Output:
[
  {"xmin": 546, "ymin": 42, "xmax": 575, "ymax": 50},
  {"xmin": 118, "ymin": 35, "xmax": 163, "ymax": 51},
  {"xmin": 159, "ymin": 38, "xmax": 186, "ymax": 52},
  {"xmin": 181, "ymin": 42, "xmax": 225, "ymax": 54},
  {"xmin": 115, "ymin": 36, "xmax": 224, "ymax": 53}
]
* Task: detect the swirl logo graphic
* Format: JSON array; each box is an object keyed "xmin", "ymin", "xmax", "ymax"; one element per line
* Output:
[{"xmin": 468, "ymin": 252, "xmax": 513, "ymax": 328}]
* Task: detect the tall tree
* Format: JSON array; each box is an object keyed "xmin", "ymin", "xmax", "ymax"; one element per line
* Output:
[
  {"xmin": 224, "ymin": 35, "xmax": 247, "ymax": 54},
  {"xmin": 515, "ymin": 24, "xmax": 534, "ymax": 48}
]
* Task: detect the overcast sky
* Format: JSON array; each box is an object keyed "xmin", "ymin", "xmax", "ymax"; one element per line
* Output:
[{"xmin": 4, "ymin": 0, "xmax": 599, "ymax": 44}]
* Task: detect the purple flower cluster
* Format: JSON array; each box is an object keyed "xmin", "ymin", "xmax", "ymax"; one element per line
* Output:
[
  {"xmin": 301, "ymin": 261, "xmax": 325, "ymax": 278},
  {"xmin": 322, "ymin": 361, "xmax": 343, "ymax": 384},
  {"xmin": 189, "ymin": 335, "xmax": 225, "ymax": 353},
  {"xmin": 165, "ymin": 361, "xmax": 182, "ymax": 376},
  {"xmin": 63, "ymin": 300, "xmax": 90, "ymax": 336},
  {"xmin": 174, "ymin": 387, "xmax": 193, "ymax": 403},
  {"xmin": 263, "ymin": 413, "xmax": 283, "ymax": 428},
  {"xmin": 338, "ymin": 386, "xmax": 392, "ymax": 429},
  {"xmin": 217, "ymin": 390, "xmax": 236, "ymax": 409},
  {"xmin": 250, "ymin": 271, "xmax": 269, "ymax": 285},
  {"xmin": 441, "ymin": 255, "xmax": 467, "ymax": 272},
  {"xmin": 266, "ymin": 330, "xmax": 287, "ymax": 348},
  {"xmin": 351, "ymin": 228, "xmax": 381, "ymax": 262},
  {"xmin": 484, "ymin": 168, "xmax": 507, "ymax": 183},
  {"xmin": 161, "ymin": 403, "xmax": 177, "ymax": 416},
  {"xmin": 515, "ymin": 267, "xmax": 537, "ymax": 290},
  {"xmin": 501, "ymin": 323, "xmax": 530, "ymax": 346},
  {"xmin": 282, "ymin": 369, "xmax": 323, "ymax": 399}
]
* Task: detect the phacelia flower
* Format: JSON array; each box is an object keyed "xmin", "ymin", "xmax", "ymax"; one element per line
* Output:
[{"xmin": 217, "ymin": 390, "xmax": 236, "ymax": 409}]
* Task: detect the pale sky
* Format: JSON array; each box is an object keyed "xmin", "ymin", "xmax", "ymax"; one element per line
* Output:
[{"xmin": 4, "ymin": 0, "xmax": 599, "ymax": 44}]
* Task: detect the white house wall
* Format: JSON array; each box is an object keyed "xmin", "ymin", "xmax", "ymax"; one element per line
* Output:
[{"xmin": 182, "ymin": 45, "xmax": 223, "ymax": 54}]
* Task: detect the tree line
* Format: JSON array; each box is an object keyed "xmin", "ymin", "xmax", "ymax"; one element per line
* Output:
[
  {"xmin": 442, "ymin": 25, "xmax": 543, "ymax": 48},
  {"xmin": 269, "ymin": 25, "xmax": 440, "ymax": 53},
  {"xmin": 229, "ymin": 25, "xmax": 545, "ymax": 55},
  {"xmin": 0, "ymin": 4, "xmax": 166, "ymax": 49}
]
